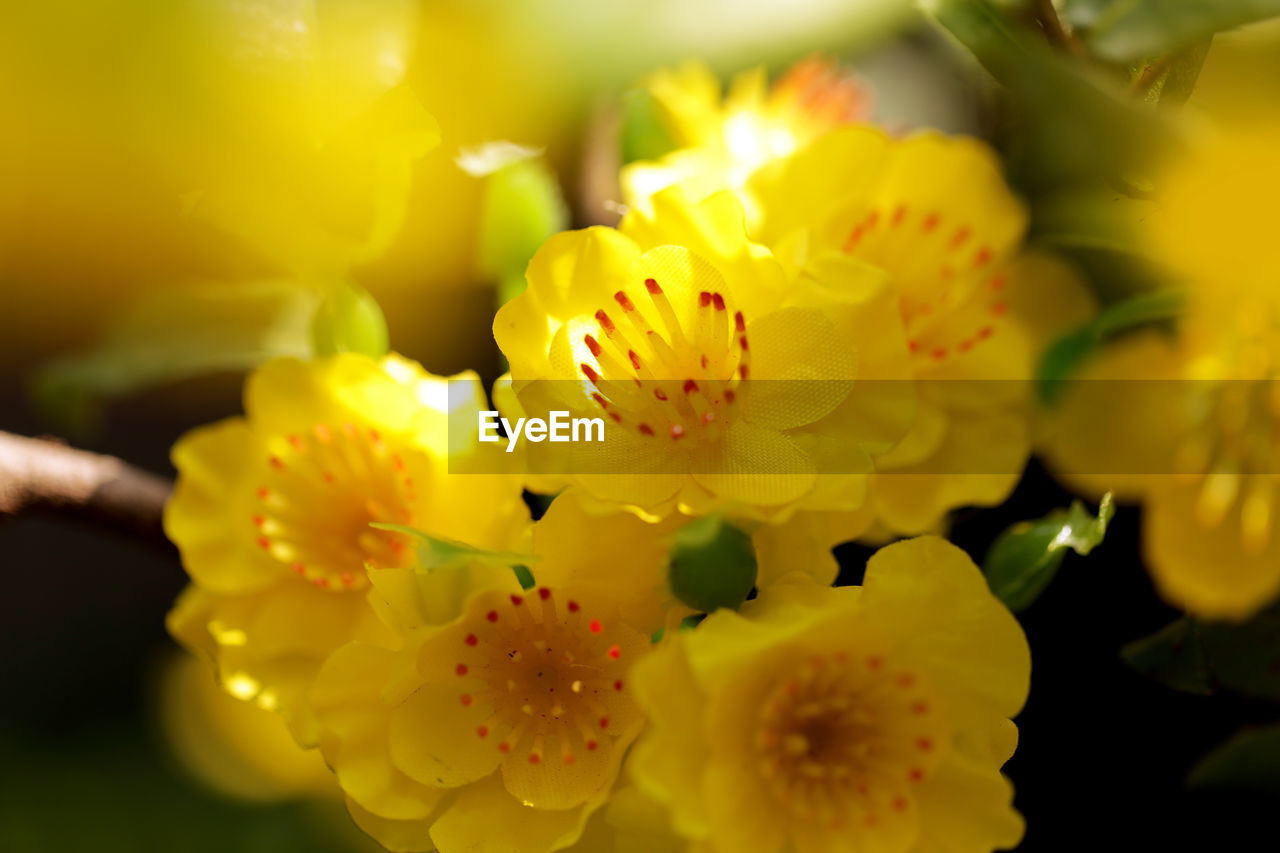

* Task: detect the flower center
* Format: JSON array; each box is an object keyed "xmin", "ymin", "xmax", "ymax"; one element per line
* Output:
[
  {"xmin": 456, "ymin": 587, "xmax": 641, "ymax": 766},
  {"xmin": 577, "ymin": 276, "xmax": 749, "ymax": 443},
  {"xmin": 841, "ymin": 206, "xmax": 1007, "ymax": 365},
  {"xmin": 251, "ymin": 423, "xmax": 416, "ymax": 589},
  {"xmin": 755, "ymin": 652, "xmax": 945, "ymax": 830}
]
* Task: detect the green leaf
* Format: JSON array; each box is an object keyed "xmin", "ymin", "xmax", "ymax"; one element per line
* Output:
[
  {"xmin": 667, "ymin": 517, "xmax": 758, "ymax": 613},
  {"xmin": 619, "ymin": 88, "xmax": 680, "ymax": 165},
  {"xmin": 1037, "ymin": 288, "xmax": 1184, "ymax": 403},
  {"xmin": 1085, "ymin": 0, "xmax": 1280, "ymax": 62},
  {"xmin": 1188, "ymin": 725, "xmax": 1280, "ymax": 796},
  {"xmin": 925, "ymin": 0, "xmax": 1175, "ymax": 193},
  {"xmin": 30, "ymin": 281, "xmax": 319, "ymax": 435},
  {"xmin": 983, "ymin": 493, "xmax": 1115, "ymax": 612},
  {"xmin": 311, "ymin": 281, "xmax": 389, "ymax": 358},
  {"xmin": 1146, "ymin": 39, "xmax": 1213, "ymax": 108},
  {"xmin": 370, "ymin": 523, "xmax": 535, "ymax": 576},
  {"xmin": 470, "ymin": 146, "xmax": 568, "ymax": 302},
  {"xmin": 1121, "ymin": 618, "xmax": 1213, "ymax": 695},
  {"xmin": 1123, "ymin": 602, "xmax": 1280, "ymax": 700}
]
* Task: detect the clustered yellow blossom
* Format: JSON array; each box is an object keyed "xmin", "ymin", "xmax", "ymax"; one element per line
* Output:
[
  {"xmin": 749, "ymin": 126, "xmax": 1095, "ymax": 535},
  {"xmin": 1045, "ymin": 124, "xmax": 1280, "ymax": 621},
  {"xmin": 622, "ymin": 58, "xmax": 871, "ymax": 218},
  {"xmin": 164, "ymin": 57, "xmax": 1052, "ymax": 853},
  {"xmin": 630, "ymin": 537, "xmax": 1029, "ymax": 853},
  {"xmin": 166, "ymin": 354, "xmax": 530, "ymax": 742}
]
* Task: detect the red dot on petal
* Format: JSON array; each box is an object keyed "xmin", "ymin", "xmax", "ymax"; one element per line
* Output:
[
  {"xmin": 613, "ymin": 680, "xmax": 623, "ymax": 691},
  {"xmin": 465, "ymin": 634, "xmax": 478, "ymax": 646},
  {"xmin": 456, "ymin": 664, "xmax": 468, "ymax": 676},
  {"xmin": 538, "ymin": 587, "xmax": 551, "ymax": 600},
  {"xmin": 528, "ymin": 753, "xmax": 541, "ymax": 764},
  {"xmin": 567, "ymin": 601, "xmax": 580, "ymax": 612},
  {"xmin": 586, "ymin": 740, "xmax": 598, "ymax": 751},
  {"xmin": 487, "ymin": 610, "xmax": 499, "ymax": 623},
  {"xmin": 608, "ymin": 645, "xmax": 621, "ymax": 659},
  {"xmin": 460, "ymin": 694, "xmax": 472, "ymax": 706},
  {"xmin": 476, "ymin": 726, "xmax": 488, "ymax": 738},
  {"xmin": 589, "ymin": 620, "xmax": 603, "ymax": 634},
  {"xmin": 599, "ymin": 717, "xmax": 609, "ymax": 729},
  {"xmin": 510, "ymin": 595, "xmax": 524, "ymax": 606},
  {"xmin": 498, "ymin": 742, "xmax": 510, "ymax": 754},
  {"xmin": 917, "ymin": 737, "xmax": 933, "ymax": 752}
]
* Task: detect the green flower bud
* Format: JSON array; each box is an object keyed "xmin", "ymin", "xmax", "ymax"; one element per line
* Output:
[{"xmin": 667, "ymin": 517, "xmax": 758, "ymax": 613}]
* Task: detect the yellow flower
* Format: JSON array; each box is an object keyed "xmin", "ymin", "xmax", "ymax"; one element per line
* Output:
[
  {"xmin": 622, "ymin": 58, "xmax": 871, "ymax": 219},
  {"xmin": 1045, "ymin": 124, "xmax": 1280, "ymax": 620},
  {"xmin": 310, "ymin": 493, "xmax": 677, "ymax": 853},
  {"xmin": 629, "ymin": 536, "xmax": 1030, "ymax": 853},
  {"xmin": 158, "ymin": 652, "xmax": 337, "ymax": 803},
  {"xmin": 494, "ymin": 186, "xmax": 914, "ymax": 522},
  {"xmin": 165, "ymin": 354, "xmax": 530, "ymax": 743},
  {"xmin": 749, "ymin": 126, "xmax": 1095, "ymax": 534}
]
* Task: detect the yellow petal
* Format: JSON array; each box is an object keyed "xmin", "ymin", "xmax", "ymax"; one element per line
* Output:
[
  {"xmin": 427, "ymin": 771, "xmax": 596, "ymax": 853},
  {"xmin": 312, "ymin": 643, "xmax": 444, "ymax": 820},
  {"xmin": 388, "ymin": 681, "xmax": 504, "ymax": 788},
  {"xmin": 752, "ymin": 510, "xmax": 871, "ymax": 587},
  {"xmin": 165, "ymin": 418, "xmax": 279, "ymax": 594},
  {"xmin": 692, "ymin": 420, "xmax": 816, "ymax": 508},
  {"xmin": 911, "ymin": 726, "xmax": 1025, "ymax": 853},
  {"xmin": 1039, "ymin": 329, "xmax": 1188, "ymax": 501},
  {"xmin": 749, "ymin": 125, "xmax": 891, "ymax": 248},
  {"xmin": 344, "ymin": 796, "xmax": 438, "ymax": 853},
  {"xmin": 629, "ymin": 634, "xmax": 714, "ymax": 839},
  {"xmin": 738, "ymin": 305, "xmax": 856, "ymax": 431},
  {"xmin": 244, "ymin": 354, "xmax": 425, "ymax": 438},
  {"xmin": 1145, "ymin": 477, "xmax": 1280, "ymax": 621},
  {"xmin": 620, "ymin": 188, "xmax": 788, "ymax": 320},
  {"xmin": 860, "ymin": 537, "xmax": 1030, "ymax": 729}
]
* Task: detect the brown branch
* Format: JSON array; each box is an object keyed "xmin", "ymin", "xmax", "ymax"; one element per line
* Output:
[
  {"xmin": 0, "ymin": 430, "xmax": 174, "ymax": 550},
  {"xmin": 1033, "ymin": 0, "xmax": 1076, "ymax": 53}
]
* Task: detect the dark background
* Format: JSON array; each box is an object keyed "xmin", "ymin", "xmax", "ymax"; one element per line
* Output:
[{"xmin": 3, "ymin": 357, "xmax": 1276, "ymax": 851}]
